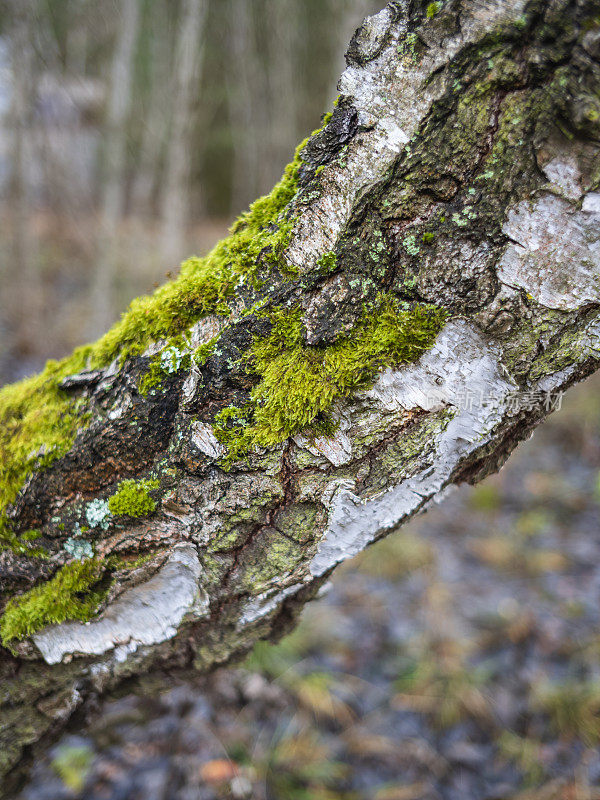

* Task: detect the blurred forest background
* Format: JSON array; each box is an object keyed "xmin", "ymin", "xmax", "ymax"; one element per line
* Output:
[{"xmin": 0, "ymin": 0, "xmax": 380, "ymax": 386}]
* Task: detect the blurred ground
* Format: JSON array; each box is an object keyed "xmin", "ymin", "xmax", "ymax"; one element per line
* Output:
[{"xmin": 17, "ymin": 373, "xmax": 600, "ymax": 800}]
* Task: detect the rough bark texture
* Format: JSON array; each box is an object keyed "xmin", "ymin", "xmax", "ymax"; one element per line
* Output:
[{"xmin": 2, "ymin": 0, "xmax": 600, "ymax": 792}]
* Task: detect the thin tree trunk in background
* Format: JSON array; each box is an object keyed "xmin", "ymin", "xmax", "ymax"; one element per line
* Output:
[
  {"xmin": 227, "ymin": 0, "xmax": 264, "ymax": 213},
  {"xmin": 65, "ymin": 0, "xmax": 89, "ymax": 77},
  {"xmin": 264, "ymin": 0, "xmax": 299, "ymax": 188},
  {"xmin": 89, "ymin": 0, "xmax": 140, "ymax": 338},
  {"xmin": 160, "ymin": 0, "xmax": 207, "ymax": 267},
  {"xmin": 37, "ymin": 7, "xmax": 87, "ymax": 219},
  {"xmin": 131, "ymin": 0, "xmax": 171, "ymax": 218},
  {"xmin": 6, "ymin": 3, "xmax": 42, "ymax": 368}
]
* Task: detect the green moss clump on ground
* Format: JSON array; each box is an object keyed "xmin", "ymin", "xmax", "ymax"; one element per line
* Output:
[
  {"xmin": 214, "ymin": 296, "xmax": 447, "ymax": 464},
  {"xmin": 108, "ymin": 479, "xmax": 159, "ymax": 518},
  {"xmin": 0, "ymin": 558, "xmax": 106, "ymax": 645}
]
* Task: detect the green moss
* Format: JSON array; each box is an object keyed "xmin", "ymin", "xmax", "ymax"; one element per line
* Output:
[
  {"xmin": 214, "ymin": 296, "xmax": 446, "ymax": 465},
  {"xmin": 0, "ymin": 351, "xmax": 90, "ymax": 544},
  {"xmin": 426, "ymin": 1, "xmax": 442, "ymax": 18},
  {"xmin": 108, "ymin": 479, "xmax": 159, "ymax": 518},
  {"xmin": 0, "ymin": 519, "xmax": 49, "ymax": 559},
  {"xmin": 193, "ymin": 336, "xmax": 219, "ymax": 366},
  {"xmin": 105, "ymin": 550, "xmax": 159, "ymax": 571},
  {"xmin": 0, "ymin": 558, "xmax": 106, "ymax": 645},
  {"xmin": 20, "ymin": 529, "xmax": 41, "ymax": 542},
  {"xmin": 138, "ymin": 359, "xmax": 166, "ymax": 396},
  {"xmin": 315, "ymin": 251, "xmax": 337, "ymax": 274},
  {"xmin": 51, "ymin": 743, "xmax": 93, "ymax": 793}
]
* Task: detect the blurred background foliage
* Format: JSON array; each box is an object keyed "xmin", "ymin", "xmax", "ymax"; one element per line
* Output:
[{"xmin": 0, "ymin": 0, "xmax": 380, "ymax": 385}]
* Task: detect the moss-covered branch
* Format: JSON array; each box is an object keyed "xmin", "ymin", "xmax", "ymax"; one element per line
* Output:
[{"xmin": 1, "ymin": 0, "xmax": 600, "ymax": 792}]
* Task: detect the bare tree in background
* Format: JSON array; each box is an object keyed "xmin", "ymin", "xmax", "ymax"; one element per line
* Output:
[
  {"xmin": 227, "ymin": 0, "xmax": 268, "ymax": 213},
  {"xmin": 160, "ymin": 0, "xmax": 208, "ymax": 266},
  {"xmin": 89, "ymin": 0, "xmax": 140, "ymax": 337},
  {"xmin": 130, "ymin": 0, "xmax": 172, "ymax": 218},
  {"xmin": 5, "ymin": 1, "xmax": 42, "ymax": 364},
  {"xmin": 264, "ymin": 0, "xmax": 300, "ymax": 189}
]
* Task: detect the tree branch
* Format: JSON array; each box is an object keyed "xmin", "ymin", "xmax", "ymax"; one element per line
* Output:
[{"xmin": 1, "ymin": 0, "xmax": 600, "ymax": 790}]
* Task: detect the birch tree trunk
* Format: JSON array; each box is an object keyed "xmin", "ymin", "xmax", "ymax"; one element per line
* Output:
[
  {"xmin": 160, "ymin": 0, "xmax": 208, "ymax": 264},
  {"xmin": 2, "ymin": 0, "xmax": 600, "ymax": 792},
  {"xmin": 89, "ymin": 0, "xmax": 140, "ymax": 337}
]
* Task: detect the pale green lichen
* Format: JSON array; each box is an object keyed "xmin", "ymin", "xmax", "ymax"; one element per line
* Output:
[
  {"xmin": 86, "ymin": 499, "xmax": 111, "ymax": 529},
  {"xmin": 108, "ymin": 479, "xmax": 159, "ymax": 518},
  {"xmin": 214, "ymin": 296, "xmax": 447, "ymax": 465},
  {"xmin": 137, "ymin": 334, "xmax": 220, "ymax": 396},
  {"xmin": 239, "ymin": 532, "xmax": 304, "ymax": 594},
  {"xmin": 63, "ymin": 538, "xmax": 94, "ymax": 560},
  {"xmin": 403, "ymin": 234, "xmax": 420, "ymax": 255}
]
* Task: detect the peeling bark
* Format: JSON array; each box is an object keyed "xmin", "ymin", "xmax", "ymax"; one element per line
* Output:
[{"xmin": 2, "ymin": 0, "xmax": 600, "ymax": 792}]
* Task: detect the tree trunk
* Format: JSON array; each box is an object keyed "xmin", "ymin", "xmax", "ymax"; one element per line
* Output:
[
  {"xmin": 264, "ymin": 0, "xmax": 301, "ymax": 189},
  {"xmin": 2, "ymin": 0, "xmax": 600, "ymax": 792},
  {"xmin": 5, "ymin": 1, "xmax": 42, "ymax": 368},
  {"xmin": 227, "ymin": 0, "xmax": 268, "ymax": 212},
  {"xmin": 88, "ymin": 0, "xmax": 140, "ymax": 338},
  {"xmin": 160, "ymin": 0, "xmax": 208, "ymax": 265},
  {"xmin": 130, "ymin": 0, "xmax": 172, "ymax": 218}
]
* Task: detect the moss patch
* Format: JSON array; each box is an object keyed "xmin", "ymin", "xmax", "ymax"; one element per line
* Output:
[
  {"xmin": 426, "ymin": 1, "xmax": 442, "ymax": 18},
  {"xmin": 108, "ymin": 479, "xmax": 159, "ymax": 518},
  {"xmin": 0, "ymin": 354, "xmax": 89, "ymax": 526},
  {"xmin": 214, "ymin": 296, "xmax": 447, "ymax": 465},
  {"xmin": 0, "ymin": 558, "xmax": 106, "ymax": 646}
]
